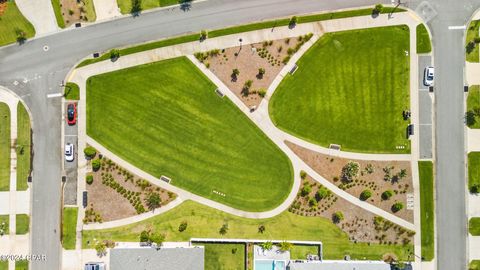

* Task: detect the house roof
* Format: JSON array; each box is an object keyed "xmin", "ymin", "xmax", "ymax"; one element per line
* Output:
[{"xmin": 288, "ymin": 260, "xmax": 394, "ymax": 270}]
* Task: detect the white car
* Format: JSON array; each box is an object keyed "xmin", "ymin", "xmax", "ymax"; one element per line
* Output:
[
  {"xmin": 424, "ymin": 66, "xmax": 434, "ymax": 86},
  {"xmin": 84, "ymin": 262, "xmax": 105, "ymax": 270},
  {"xmin": 65, "ymin": 143, "xmax": 74, "ymax": 162}
]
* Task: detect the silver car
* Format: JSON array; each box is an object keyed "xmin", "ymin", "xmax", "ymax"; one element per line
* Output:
[
  {"xmin": 65, "ymin": 143, "xmax": 74, "ymax": 162},
  {"xmin": 424, "ymin": 66, "xmax": 434, "ymax": 86}
]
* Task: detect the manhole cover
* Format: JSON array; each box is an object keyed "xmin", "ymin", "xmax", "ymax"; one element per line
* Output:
[{"xmin": 43, "ymin": 45, "xmax": 49, "ymax": 52}]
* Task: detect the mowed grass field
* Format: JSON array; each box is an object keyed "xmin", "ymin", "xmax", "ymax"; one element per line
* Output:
[
  {"xmin": 270, "ymin": 26, "xmax": 411, "ymax": 153},
  {"xmin": 0, "ymin": 2, "xmax": 35, "ymax": 46},
  {"xmin": 418, "ymin": 161, "xmax": 434, "ymax": 261},
  {"xmin": 469, "ymin": 152, "xmax": 480, "ymax": 193},
  {"xmin": 62, "ymin": 207, "xmax": 78, "ymax": 250},
  {"xmin": 86, "ymin": 57, "xmax": 293, "ymax": 211},
  {"xmin": 416, "ymin": 24, "xmax": 431, "ymax": 54},
  {"xmin": 117, "ymin": 0, "xmax": 180, "ymax": 14},
  {"xmin": 16, "ymin": 103, "xmax": 31, "ymax": 191},
  {"xmin": 467, "ymin": 85, "xmax": 480, "ymax": 129},
  {"xmin": 83, "ymin": 200, "xmax": 412, "ymax": 260},
  {"xmin": 200, "ymin": 243, "xmax": 245, "ymax": 270},
  {"xmin": 0, "ymin": 103, "xmax": 10, "ymax": 191}
]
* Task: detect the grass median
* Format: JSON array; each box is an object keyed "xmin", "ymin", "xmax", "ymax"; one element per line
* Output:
[
  {"xmin": 16, "ymin": 102, "xmax": 31, "ymax": 191},
  {"xmin": 62, "ymin": 207, "xmax": 78, "ymax": 250},
  {"xmin": 83, "ymin": 200, "xmax": 412, "ymax": 260},
  {"xmin": 467, "ymin": 20, "xmax": 480, "ymax": 62},
  {"xmin": 416, "ymin": 24, "xmax": 431, "ymax": 53},
  {"xmin": 16, "ymin": 214, "xmax": 29, "ymax": 235},
  {"xmin": 86, "ymin": 57, "xmax": 292, "ymax": 212},
  {"xmin": 469, "ymin": 152, "xmax": 480, "ymax": 193},
  {"xmin": 270, "ymin": 26, "xmax": 410, "ymax": 153},
  {"xmin": 470, "ymin": 218, "xmax": 480, "ymax": 236},
  {"xmin": 418, "ymin": 161, "xmax": 434, "ymax": 261},
  {"xmin": 0, "ymin": 103, "xmax": 10, "ymax": 191}
]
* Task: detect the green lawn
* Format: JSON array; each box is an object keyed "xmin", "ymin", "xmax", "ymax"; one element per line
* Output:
[
  {"xmin": 467, "ymin": 20, "xmax": 480, "ymax": 62},
  {"xmin": 470, "ymin": 218, "xmax": 480, "ymax": 236},
  {"xmin": 418, "ymin": 161, "xmax": 434, "ymax": 261},
  {"xmin": 0, "ymin": 215, "xmax": 9, "ymax": 235},
  {"xmin": 0, "ymin": 103, "xmax": 10, "ymax": 191},
  {"xmin": 86, "ymin": 57, "xmax": 292, "ymax": 212},
  {"xmin": 77, "ymin": 8, "xmax": 406, "ymax": 67},
  {"xmin": 469, "ymin": 152, "xmax": 480, "ymax": 193},
  {"xmin": 83, "ymin": 0, "xmax": 97, "ymax": 22},
  {"xmin": 62, "ymin": 207, "xmax": 78, "ymax": 250},
  {"xmin": 416, "ymin": 24, "xmax": 431, "ymax": 53},
  {"xmin": 471, "ymin": 260, "xmax": 480, "ymax": 270},
  {"xmin": 15, "ymin": 260, "xmax": 28, "ymax": 270},
  {"xmin": 0, "ymin": 2, "xmax": 35, "ymax": 47},
  {"xmin": 16, "ymin": 102, "xmax": 30, "ymax": 191},
  {"xmin": 83, "ymin": 200, "xmax": 413, "ymax": 260},
  {"xmin": 270, "ymin": 26, "xmax": 410, "ymax": 154},
  {"xmin": 64, "ymin": 82, "xmax": 80, "ymax": 100},
  {"xmin": 117, "ymin": 0, "xmax": 180, "ymax": 14},
  {"xmin": 290, "ymin": 245, "xmax": 319, "ymax": 259},
  {"xmin": 199, "ymin": 243, "xmax": 245, "ymax": 270},
  {"xmin": 50, "ymin": 0, "xmax": 65, "ymax": 28},
  {"xmin": 15, "ymin": 214, "xmax": 29, "ymax": 235},
  {"xmin": 467, "ymin": 85, "xmax": 480, "ymax": 129},
  {"xmin": 0, "ymin": 260, "xmax": 7, "ymax": 270}
]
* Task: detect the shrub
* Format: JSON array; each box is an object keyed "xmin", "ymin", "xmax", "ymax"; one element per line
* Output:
[
  {"xmin": 258, "ymin": 68, "xmax": 265, "ymax": 75},
  {"xmin": 289, "ymin": 16, "xmax": 298, "ymax": 27},
  {"xmin": 131, "ymin": 0, "xmax": 142, "ymax": 14},
  {"xmin": 68, "ymin": 9, "xmax": 74, "ymax": 15},
  {"xmin": 397, "ymin": 169, "xmax": 408, "ymax": 179},
  {"xmin": 110, "ymin": 49, "xmax": 120, "ymax": 60},
  {"xmin": 150, "ymin": 232, "xmax": 165, "ymax": 247},
  {"xmin": 392, "ymin": 202, "xmax": 404, "ymax": 212},
  {"xmin": 373, "ymin": 4, "xmax": 383, "ymax": 14},
  {"xmin": 260, "ymin": 241, "xmax": 273, "ymax": 250},
  {"xmin": 178, "ymin": 221, "xmax": 188, "ymax": 232},
  {"xmin": 282, "ymin": 56, "xmax": 291, "ymax": 64},
  {"xmin": 470, "ymin": 184, "xmax": 480, "ymax": 194},
  {"xmin": 200, "ymin": 30, "xmax": 208, "ymax": 40},
  {"xmin": 365, "ymin": 164, "xmax": 374, "ymax": 174},
  {"xmin": 86, "ymin": 174, "xmax": 94, "ymax": 185},
  {"xmin": 258, "ymin": 225, "xmax": 265, "ymax": 234},
  {"xmin": 300, "ymin": 185, "xmax": 311, "ymax": 196},
  {"xmin": 278, "ymin": 241, "xmax": 293, "ymax": 252},
  {"xmin": 341, "ymin": 161, "xmax": 359, "ymax": 182},
  {"xmin": 300, "ymin": 170, "xmax": 307, "ymax": 179},
  {"xmin": 15, "ymin": 28, "xmax": 27, "ymax": 44},
  {"xmin": 332, "ymin": 211, "xmax": 344, "ymax": 223},
  {"xmin": 258, "ymin": 89, "xmax": 267, "ymax": 98},
  {"xmin": 466, "ymin": 110, "xmax": 477, "ymax": 127},
  {"xmin": 287, "ymin": 48, "xmax": 295, "ymax": 55},
  {"xmin": 92, "ymin": 159, "xmax": 101, "ymax": 171},
  {"xmin": 219, "ymin": 223, "xmax": 228, "ymax": 235},
  {"xmin": 360, "ymin": 189, "xmax": 372, "ymax": 201},
  {"xmin": 381, "ymin": 190, "xmax": 394, "ymax": 200},
  {"xmin": 316, "ymin": 187, "xmax": 330, "ymax": 201},
  {"xmin": 145, "ymin": 193, "xmax": 161, "ymax": 210},
  {"xmin": 84, "ymin": 146, "xmax": 97, "ymax": 159},
  {"xmin": 308, "ymin": 197, "xmax": 317, "ymax": 207},
  {"xmin": 140, "ymin": 230, "xmax": 151, "ymax": 243}
]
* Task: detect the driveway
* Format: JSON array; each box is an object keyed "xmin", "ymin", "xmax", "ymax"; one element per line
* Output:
[{"xmin": 15, "ymin": 0, "xmax": 58, "ymax": 36}]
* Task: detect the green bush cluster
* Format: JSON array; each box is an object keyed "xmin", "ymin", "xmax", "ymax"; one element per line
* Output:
[
  {"xmin": 92, "ymin": 159, "xmax": 101, "ymax": 171},
  {"xmin": 391, "ymin": 202, "xmax": 404, "ymax": 213},
  {"xmin": 86, "ymin": 174, "xmax": 94, "ymax": 185},
  {"xmin": 381, "ymin": 190, "xmax": 393, "ymax": 200},
  {"xmin": 84, "ymin": 146, "xmax": 97, "ymax": 159},
  {"xmin": 332, "ymin": 211, "xmax": 344, "ymax": 223},
  {"xmin": 83, "ymin": 208, "xmax": 102, "ymax": 223},
  {"xmin": 360, "ymin": 189, "xmax": 372, "ymax": 201},
  {"xmin": 101, "ymin": 173, "xmax": 145, "ymax": 214}
]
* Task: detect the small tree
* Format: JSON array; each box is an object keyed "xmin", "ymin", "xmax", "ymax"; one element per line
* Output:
[
  {"xmin": 300, "ymin": 185, "xmax": 311, "ymax": 196},
  {"xmin": 200, "ymin": 30, "xmax": 208, "ymax": 40},
  {"xmin": 140, "ymin": 230, "xmax": 151, "ymax": 243},
  {"xmin": 110, "ymin": 49, "xmax": 120, "ymax": 61},
  {"xmin": 91, "ymin": 159, "xmax": 101, "ymax": 171},
  {"xmin": 231, "ymin": 68, "xmax": 240, "ymax": 79},
  {"xmin": 260, "ymin": 241, "xmax": 273, "ymax": 251},
  {"xmin": 278, "ymin": 241, "xmax": 293, "ymax": 252},
  {"xmin": 289, "ymin": 16, "xmax": 298, "ymax": 27},
  {"xmin": 392, "ymin": 202, "xmax": 404, "ymax": 213},
  {"xmin": 373, "ymin": 4, "xmax": 383, "ymax": 14},
  {"xmin": 219, "ymin": 223, "xmax": 229, "ymax": 235},
  {"xmin": 179, "ymin": 221, "xmax": 188, "ymax": 232},
  {"xmin": 145, "ymin": 192, "xmax": 161, "ymax": 211},
  {"xmin": 300, "ymin": 170, "xmax": 307, "ymax": 179},
  {"xmin": 332, "ymin": 211, "xmax": 344, "ymax": 223},
  {"xmin": 94, "ymin": 240, "xmax": 107, "ymax": 256},
  {"xmin": 258, "ymin": 225, "xmax": 265, "ymax": 234},
  {"xmin": 316, "ymin": 187, "xmax": 330, "ymax": 201},
  {"xmin": 258, "ymin": 68, "xmax": 266, "ymax": 76},
  {"xmin": 150, "ymin": 232, "xmax": 165, "ymax": 248},
  {"xmin": 131, "ymin": 0, "xmax": 142, "ymax": 14},
  {"xmin": 466, "ymin": 110, "xmax": 477, "ymax": 127},
  {"xmin": 470, "ymin": 184, "xmax": 480, "ymax": 194},
  {"xmin": 360, "ymin": 189, "xmax": 372, "ymax": 201},
  {"xmin": 86, "ymin": 174, "xmax": 94, "ymax": 185},
  {"xmin": 381, "ymin": 190, "xmax": 394, "ymax": 200},
  {"xmin": 341, "ymin": 161, "xmax": 359, "ymax": 182},
  {"xmin": 84, "ymin": 146, "xmax": 97, "ymax": 159},
  {"xmin": 15, "ymin": 28, "xmax": 27, "ymax": 44},
  {"xmin": 242, "ymin": 80, "xmax": 253, "ymax": 96},
  {"xmin": 398, "ymin": 169, "xmax": 408, "ymax": 179}
]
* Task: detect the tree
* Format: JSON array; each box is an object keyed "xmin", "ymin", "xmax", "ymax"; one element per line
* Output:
[
  {"xmin": 258, "ymin": 225, "xmax": 265, "ymax": 234},
  {"xmin": 316, "ymin": 187, "xmax": 330, "ymax": 201},
  {"xmin": 110, "ymin": 49, "xmax": 120, "ymax": 61},
  {"xmin": 15, "ymin": 28, "xmax": 27, "ymax": 44},
  {"xmin": 260, "ymin": 241, "xmax": 273, "ymax": 250},
  {"xmin": 360, "ymin": 189, "xmax": 372, "ymax": 201},
  {"xmin": 91, "ymin": 159, "xmax": 101, "ymax": 171},
  {"xmin": 94, "ymin": 240, "xmax": 107, "ymax": 256},
  {"xmin": 466, "ymin": 110, "xmax": 476, "ymax": 127},
  {"xmin": 278, "ymin": 241, "xmax": 293, "ymax": 252},
  {"xmin": 392, "ymin": 202, "xmax": 404, "ymax": 213},
  {"xmin": 398, "ymin": 169, "xmax": 408, "ymax": 179},
  {"xmin": 289, "ymin": 16, "xmax": 298, "ymax": 27},
  {"xmin": 84, "ymin": 146, "xmax": 97, "ymax": 159},
  {"xmin": 300, "ymin": 170, "xmax": 307, "ymax": 179},
  {"xmin": 200, "ymin": 30, "xmax": 208, "ymax": 40},
  {"xmin": 179, "ymin": 221, "xmax": 188, "ymax": 232},
  {"xmin": 373, "ymin": 4, "xmax": 383, "ymax": 14},
  {"xmin": 86, "ymin": 174, "xmax": 94, "ymax": 185},
  {"xmin": 308, "ymin": 197, "xmax": 317, "ymax": 207},
  {"xmin": 300, "ymin": 185, "xmax": 311, "ymax": 196},
  {"xmin": 232, "ymin": 68, "xmax": 240, "ymax": 78},
  {"xmin": 150, "ymin": 232, "xmax": 165, "ymax": 248},
  {"xmin": 145, "ymin": 192, "xmax": 161, "ymax": 211},
  {"xmin": 140, "ymin": 230, "xmax": 151, "ymax": 243},
  {"xmin": 470, "ymin": 183, "xmax": 480, "ymax": 194},
  {"xmin": 341, "ymin": 161, "xmax": 359, "ymax": 182},
  {"xmin": 258, "ymin": 68, "xmax": 266, "ymax": 76},
  {"xmin": 242, "ymin": 80, "xmax": 253, "ymax": 96},
  {"xmin": 131, "ymin": 0, "xmax": 142, "ymax": 14},
  {"xmin": 332, "ymin": 211, "xmax": 344, "ymax": 223},
  {"xmin": 381, "ymin": 190, "xmax": 394, "ymax": 200},
  {"xmin": 219, "ymin": 223, "xmax": 229, "ymax": 235}
]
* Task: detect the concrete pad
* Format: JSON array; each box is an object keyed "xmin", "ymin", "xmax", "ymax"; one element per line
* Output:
[
  {"xmin": 62, "ymin": 250, "xmax": 82, "ymax": 270},
  {"xmin": 93, "ymin": 0, "xmax": 121, "ymax": 21},
  {"xmin": 15, "ymin": 191, "xmax": 30, "ymax": 214},
  {"xmin": 469, "ymin": 194, "xmax": 480, "ymax": 217},
  {"xmin": 0, "ymin": 193, "xmax": 9, "ymax": 215},
  {"xmin": 470, "ymin": 236, "xmax": 480, "ymax": 259},
  {"xmin": 467, "ymin": 62, "xmax": 480, "ymax": 85},
  {"xmin": 15, "ymin": 0, "xmax": 59, "ymax": 36},
  {"xmin": 468, "ymin": 128, "xmax": 480, "ymax": 152}
]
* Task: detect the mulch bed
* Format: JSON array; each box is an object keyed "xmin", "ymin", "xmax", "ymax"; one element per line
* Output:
[
  {"xmin": 0, "ymin": 1, "xmax": 7, "ymax": 16},
  {"xmin": 196, "ymin": 34, "xmax": 312, "ymax": 108},
  {"xmin": 85, "ymin": 154, "xmax": 176, "ymax": 223},
  {"xmin": 60, "ymin": 0, "xmax": 89, "ymax": 27},
  {"xmin": 286, "ymin": 141, "xmax": 414, "ymax": 223},
  {"xmin": 290, "ymin": 175, "xmax": 414, "ymax": 245}
]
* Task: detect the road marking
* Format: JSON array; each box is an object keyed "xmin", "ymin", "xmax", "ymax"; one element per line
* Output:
[
  {"xmin": 47, "ymin": 93, "xmax": 63, "ymax": 98},
  {"xmin": 64, "ymin": 135, "xmax": 78, "ymax": 137},
  {"xmin": 418, "ymin": 123, "xmax": 432, "ymax": 126},
  {"xmin": 448, "ymin": 25, "xmax": 466, "ymax": 30}
]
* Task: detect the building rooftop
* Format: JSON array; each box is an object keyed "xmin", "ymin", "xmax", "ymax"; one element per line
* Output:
[
  {"xmin": 288, "ymin": 260, "xmax": 393, "ymax": 270},
  {"xmin": 110, "ymin": 246, "xmax": 204, "ymax": 270}
]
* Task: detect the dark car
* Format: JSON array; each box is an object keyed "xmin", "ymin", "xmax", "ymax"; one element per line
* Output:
[{"xmin": 67, "ymin": 103, "xmax": 77, "ymax": 125}]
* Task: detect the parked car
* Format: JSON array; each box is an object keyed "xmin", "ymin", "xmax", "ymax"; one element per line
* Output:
[
  {"xmin": 84, "ymin": 262, "xmax": 105, "ymax": 270},
  {"xmin": 67, "ymin": 103, "xmax": 77, "ymax": 125},
  {"xmin": 424, "ymin": 66, "xmax": 434, "ymax": 86},
  {"xmin": 65, "ymin": 143, "xmax": 74, "ymax": 162}
]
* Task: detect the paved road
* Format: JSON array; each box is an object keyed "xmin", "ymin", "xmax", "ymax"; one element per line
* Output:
[{"xmin": 0, "ymin": 0, "xmax": 478, "ymax": 269}]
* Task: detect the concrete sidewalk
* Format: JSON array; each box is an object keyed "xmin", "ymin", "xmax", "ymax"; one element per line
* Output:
[
  {"xmin": 93, "ymin": 0, "xmax": 121, "ymax": 21},
  {"xmin": 15, "ymin": 0, "xmax": 58, "ymax": 36}
]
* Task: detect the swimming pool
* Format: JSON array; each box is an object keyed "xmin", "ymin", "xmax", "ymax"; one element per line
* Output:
[{"xmin": 254, "ymin": 260, "xmax": 286, "ymax": 270}]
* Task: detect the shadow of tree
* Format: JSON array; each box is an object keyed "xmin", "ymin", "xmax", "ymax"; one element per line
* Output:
[{"xmin": 180, "ymin": 0, "xmax": 192, "ymax": 11}]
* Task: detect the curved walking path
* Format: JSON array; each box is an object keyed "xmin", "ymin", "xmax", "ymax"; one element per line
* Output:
[{"xmin": 72, "ymin": 12, "xmax": 420, "ymax": 231}]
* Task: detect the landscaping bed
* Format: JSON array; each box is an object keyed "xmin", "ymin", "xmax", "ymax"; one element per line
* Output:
[
  {"xmin": 289, "ymin": 174, "xmax": 414, "ymax": 245},
  {"xmin": 270, "ymin": 26, "xmax": 411, "ymax": 154},
  {"xmin": 86, "ymin": 57, "xmax": 293, "ymax": 212},
  {"xmin": 52, "ymin": 0, "xmax": 95, "ymax": 28},
  {"xmin": 85, "ymin": 152, "xmax": 176, "ymax": 222},
  {"xmin": 287, "ymin": 142, "xmax": 414, "ymax": 222},
  {"xmin": 196, "ymin": 35, "xmax": 312, "ymax": 108}
]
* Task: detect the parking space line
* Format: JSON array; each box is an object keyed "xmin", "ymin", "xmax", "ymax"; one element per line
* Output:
[{"xmin": 64, "ymin": 134, "xmax": 78, "ymax": 137}]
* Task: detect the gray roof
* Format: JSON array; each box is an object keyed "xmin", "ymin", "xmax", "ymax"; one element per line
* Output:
[
  {"xmin": 288, "ymin": 261, "xmax": 392, "ymax": 270},
  {"xmin": 110, "ymin": 247, "xmax": 204, "ymax": 270}
]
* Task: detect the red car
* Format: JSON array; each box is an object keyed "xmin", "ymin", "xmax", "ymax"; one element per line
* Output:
[{"xmin": 67, "ymin": 103, "xmax": 77, "ymax": 125}]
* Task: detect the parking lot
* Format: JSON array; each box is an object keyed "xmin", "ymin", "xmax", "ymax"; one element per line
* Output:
[
  {"xmin": 418, "ymin": 55, "xmax": 433, "ymax": 159},
  {"xmin": 64, "ymin": 101, "xmax": 78, "ymax": 205}
]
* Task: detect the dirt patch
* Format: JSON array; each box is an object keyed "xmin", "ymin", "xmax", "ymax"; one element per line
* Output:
[
  {"xmin": 0, "ymin": 1, "xmax": 7, "ymax": 16},
  {"xmin": 60, "ymin": 0, "xmax": 92, "ymax": 27},
  {"xmin": 290, "ymin": 175, "xmax": 414, "ymax": 245},
  {"xmin": 287, "ymin": 141, "xmax": 414, "ymax": 223},
  {"xmin": 195, "ymin": 34, "xmax": 313, "ymax": 108},
  {"xmin": 85, "ymin": 154, "xmax": 176, "ymax": 223}
]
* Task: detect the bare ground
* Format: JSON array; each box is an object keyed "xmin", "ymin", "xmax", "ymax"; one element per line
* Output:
[
  {"xmin": 85, "ymin": 155, "xmax": 176, "ymax": 222},
  {"xmin": 290, "ymin": 175, "xmax": 414, "ymax": 245},
  {"xmin": 60, "ymin": 0, "xmax": 92, "ymax": 27},
  {"xmin": 286, "ymin": 141, "xmax": 414, "ymax": 223}
]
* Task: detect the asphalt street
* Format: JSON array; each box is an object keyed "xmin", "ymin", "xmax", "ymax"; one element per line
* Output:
[
  {"xmin": 418, "ymin": 55, "xmax": 433, "ymax": 159},
  {"xmin": 0, "ymin": 0, "xmax": 478, "ymax": 269}
]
